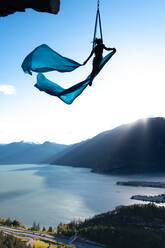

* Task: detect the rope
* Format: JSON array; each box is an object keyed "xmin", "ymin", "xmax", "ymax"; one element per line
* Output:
[
  {"xmin": 98, "ymin": 10, "xmax": 103, "ymax": 41},
  {"xmin": 97, "ymin": 0, "xmax": 100, "ymax": 9},
  {"xmin": 93, "ymin": 0, "xmax": 103, "ymax": 48},
  {"xmin": 93, "ymin": 10, "xmax": 99, "ymax": 46}
]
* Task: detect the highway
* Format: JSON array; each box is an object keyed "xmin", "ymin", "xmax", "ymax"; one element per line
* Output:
[{"xmin": 0, "ymin": 225, "xmax": 104, "ymax": 248}]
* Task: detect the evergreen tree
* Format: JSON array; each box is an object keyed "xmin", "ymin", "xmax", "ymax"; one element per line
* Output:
[
  {"xmin": 12, "ymin": 219, "xmax": 22, "ymax": 227},
  {"xmin": 31, "ymin": 221, "xmax": 36, "ymax": 230},
  {"xmin": 36, "ymin": 223, "xmax": 40, "ymax": 231},
  {"xmin": 42, "ymin": 226, "xmax": 46, "ymax": 232},
  {"xmin": 48, "ymin": 226, "xmax": 54, "ymax": 233}
]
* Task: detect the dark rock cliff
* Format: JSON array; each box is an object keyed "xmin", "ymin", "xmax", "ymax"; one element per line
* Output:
[{"xmin": 0, "ymin": 0, "xmax": 60, "ymax": 17}]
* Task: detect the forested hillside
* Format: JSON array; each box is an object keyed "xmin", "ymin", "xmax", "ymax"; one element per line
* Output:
[
  {"xmin": 53, "ymin": 117, "xmax": 165, "ymax": 174},
  {"xmin": 57, "ymin": 203, "xmax": 165, "ymax": 248}
]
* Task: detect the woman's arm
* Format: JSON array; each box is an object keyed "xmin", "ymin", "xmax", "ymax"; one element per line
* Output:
[
  {"xmin": 83, "ymin": 49, "xmax": 94, "ymax": 65},
  {"xmin": 103, "ymin": 45, "xmax": 116, "ymax": 52}
]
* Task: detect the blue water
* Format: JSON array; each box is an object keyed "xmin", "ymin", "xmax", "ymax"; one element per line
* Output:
[{"xmin": 0, "ymin": 163, "xmax": 165, "ymax": 227}]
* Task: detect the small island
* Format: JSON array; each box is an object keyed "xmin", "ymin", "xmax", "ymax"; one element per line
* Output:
[
  {"xmin": 117, "ymin": 181, "xmax": 165, "ymax": 188},
  {"xmin": 131, "ymin": 194, "xmax": 165, "ymax": 203}
]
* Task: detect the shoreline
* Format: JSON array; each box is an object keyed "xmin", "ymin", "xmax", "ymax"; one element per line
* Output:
[{"xmin": 131, "ymin": 194, "xmax": 165, "ymax": 203}]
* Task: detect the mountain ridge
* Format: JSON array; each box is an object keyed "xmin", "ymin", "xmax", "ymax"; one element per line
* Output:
[
  {"xmin": 0, "ymin": 141, "xmax": 68, "ymax": 164},
  {"xmin": 52, "ymin": 117, "xmax": 165, "ymax": 174},
  {"xmin": 2, "ymin": 117, "xmax": 165, "ymax": 174}
]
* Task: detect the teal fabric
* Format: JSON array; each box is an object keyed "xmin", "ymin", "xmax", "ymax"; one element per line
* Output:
[
  {"xmin": 35, "ymin": 73, "xmax": 89, "ymax": 104},
  {"xmin": 22, "ymin": 44, "xmax": 81, "ymax": 75},
  {"xmin": 35, "ymin": 49, "xmax": 116, "ymax": 104},
  {"xmin": 22, "ymin": 44, "xmax": 116, "ymax": 104}
]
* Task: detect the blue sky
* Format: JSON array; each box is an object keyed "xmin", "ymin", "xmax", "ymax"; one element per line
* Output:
[{"xmin": 0, "ymin": 0, "xmax": 165, "ymax": 144}]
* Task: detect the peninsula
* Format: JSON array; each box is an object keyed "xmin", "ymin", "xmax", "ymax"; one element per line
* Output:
[
  {"xmin": 131, "ymin": 194, "xmax": 165, "ymax": 203},
  {"xmin": 117, "ymin": 181, "xmax": 165, "ymax": 188}
]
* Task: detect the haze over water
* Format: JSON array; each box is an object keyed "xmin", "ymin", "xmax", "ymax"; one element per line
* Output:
[{"xmin": 1, "ymin": 164, "xmax": 165, "ymax": 227}]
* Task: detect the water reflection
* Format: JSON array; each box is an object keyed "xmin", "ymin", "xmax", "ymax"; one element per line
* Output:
[
  {"xmin": 0, "ymin": 190, "xmax": 31, "ymax": 202},
  {"xmin": 0, "ymin": 164, "xmax": 165, "ymax": 227}
]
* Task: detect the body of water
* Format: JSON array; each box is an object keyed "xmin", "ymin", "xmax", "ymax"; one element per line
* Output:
[{"xmin": 1, "ymin": 163, "xmax": 165, "ymax": 227}]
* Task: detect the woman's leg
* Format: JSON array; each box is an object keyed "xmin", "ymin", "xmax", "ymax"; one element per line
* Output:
[{"xmin": 89, "ymin": 57, "xmax": 101, "ymax": 86}]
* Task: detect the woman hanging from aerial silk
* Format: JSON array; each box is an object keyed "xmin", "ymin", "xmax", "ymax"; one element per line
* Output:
[
  {"xmin": 83, "ymin": 38, "xmax": 116, "ymax": 86},
  {"xmin": 21, "ymin": 0, "xmax": 116, "ymax": 104}
]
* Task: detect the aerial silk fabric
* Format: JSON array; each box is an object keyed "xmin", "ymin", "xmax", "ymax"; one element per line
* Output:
[
  {"xmin": 22, "ymin": 44, "xmax": 116, "ymax": 104},
  {"xmin": 22, "ymin": 44, "xmax": 82, "ymax": 75},
  {"xmin": 35, "ymin": 73, "xmax": 89, "ymax": 104}
]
